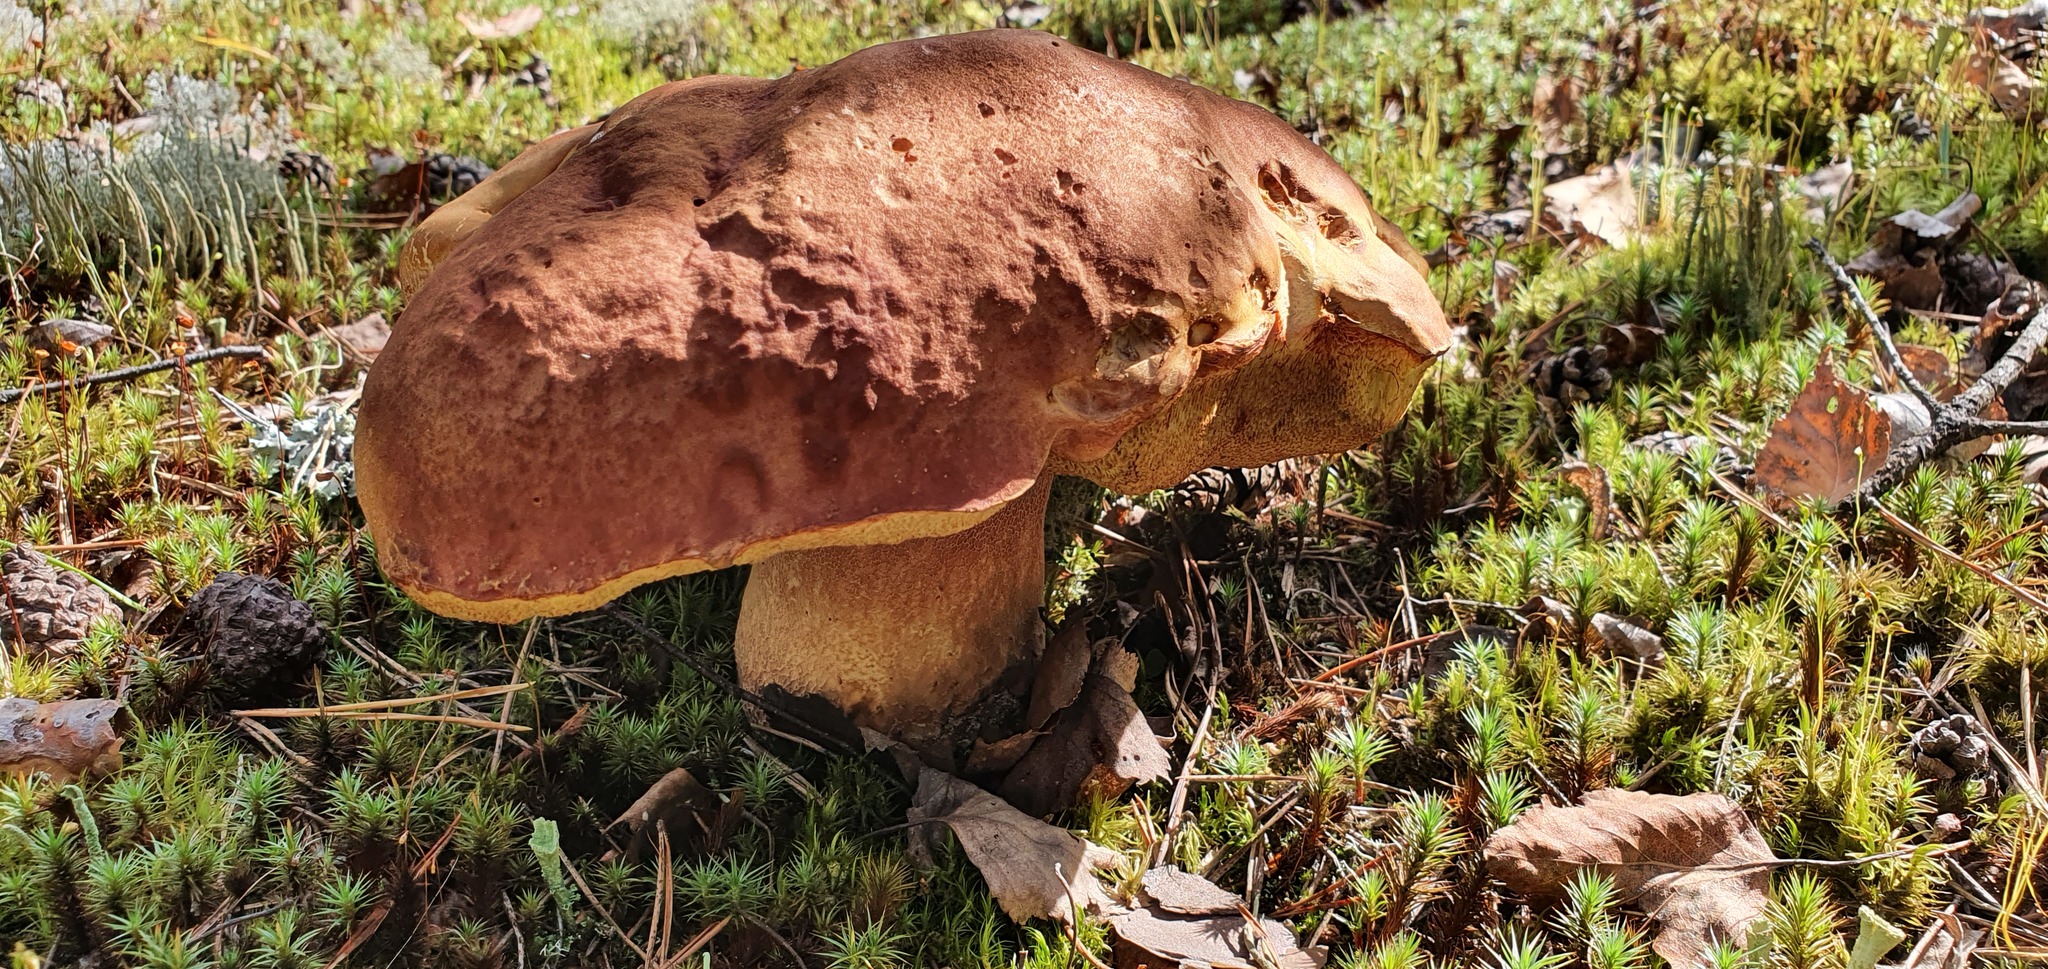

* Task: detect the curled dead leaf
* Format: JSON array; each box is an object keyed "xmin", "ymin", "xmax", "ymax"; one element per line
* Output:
[
  {"xmin": 1559, "ymin": 461, "xmax": 1612, "ymax": 541},
  {"xmin": 0, "ymin": 697, "xmax": 123, "ymax": 782},
  {"xmin": 999, "ymin": 658, "xmax": 1172, "ymax": 816},
  {"xmin": 1542, "ymin": 164, "xmax": 1640, "ymax": 247},
  {"xmin": 1485, "ymin": 789, "xmax": 1775, "ymax": 969},
  {"xmin": 1754, "ymin": 360, "xmax": 1894, "ymax": 504},
  {"xmin": 603, "ymin": 767, "xmax": 720, "ymax": 862}
]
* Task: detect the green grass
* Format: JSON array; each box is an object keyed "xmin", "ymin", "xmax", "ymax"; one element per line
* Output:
[{"xmin": 4, "ymin": 0, "xmax": 2048, "ymax": 965}]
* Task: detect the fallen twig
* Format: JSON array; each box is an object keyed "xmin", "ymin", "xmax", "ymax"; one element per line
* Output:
[
  {"xmin": 1805, "ymin": 240, "xmax": 2048, "ymax": 502},
  {"xmin": 0, "ymin": 345, "xmax": 269, "ymax": 404}
]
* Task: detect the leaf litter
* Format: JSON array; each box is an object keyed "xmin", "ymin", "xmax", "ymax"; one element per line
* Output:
[{"xmin": 1485, "ymin": 789, "xmax": 1777, "ymax": 969}]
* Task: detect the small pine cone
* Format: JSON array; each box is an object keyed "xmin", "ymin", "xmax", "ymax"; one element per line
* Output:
[
  {"xmin": 1910, "ymin": 713, "xmax": 1993, "ymax": 781},
  {"xmin": 1527, "ymin": 345, "xmax": 1613, "ymax": 406},
  {"xmin": 508, "ymin": 54, "xmax": 554, "ymax": 100},
  {"xmin": 423, "ymin": 153, "xmax": 495, "ymax": 200},
  {"xmin": 186, "ymin": 573, "xmax": 328, "ymax": 705},
  {"xmin": 0, "ymin": 546, "xmax": 122, "ymax": 657},
  {"xmin": 1892, "ymin": 105, "xmax": 1934, "ymax": 142},
  {"xmin": 278, "ymin": 149, "xmax": 338, "ymax": 194}
]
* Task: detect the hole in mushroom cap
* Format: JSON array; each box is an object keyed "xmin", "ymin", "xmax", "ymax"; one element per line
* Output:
[
  {"xmin": 692, "ymin": 197, "xmax": 706, "ymax": 206},
  {"xmin": 994, "ymin": 147, "xmax": 1017, "ymax": 165},
  {"xmin": 892, "ymin": 137, "xmax": 914, "ymax": 153},
  {"xmin": 978, "ymin": 102, "xmax": 996, "ymax": 117},
  {"xmin": 1055, "ymin": 170, "xmax": 1083, "ymax": 195},
  {"xmin": 1188, "ymin": 319, "xmax": 1220, "ymax": 346}
]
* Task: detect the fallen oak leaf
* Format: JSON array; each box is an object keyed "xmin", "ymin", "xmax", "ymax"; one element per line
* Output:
[
  {"xmin": 1753, "ymin": 359, "xmax": 1894, "ymax": 504},
  {"xmin": 0, "ymin": 697, "xmax": 123, "ymax": 782},
  {"xmin": 909, "ymin": 767, "xmax": 1120, "ymax": 924},
  {"xmin": 1485, "ymin": 789, "xmax": 1775, "ymax": 969}
]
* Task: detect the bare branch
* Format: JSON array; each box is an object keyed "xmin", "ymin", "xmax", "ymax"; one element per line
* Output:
[
  {"xmin": 0, "ymin": 345, "xmax": 269, "ymax": 405},
  {"xmin": 1804, "ymin": 239, "xmax": 1944, "ymax": 413}
]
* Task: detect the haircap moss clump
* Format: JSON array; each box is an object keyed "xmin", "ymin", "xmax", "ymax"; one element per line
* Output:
[{"xmin": 364, "ymin": 30, "xmax": 442, "ymax": 88}]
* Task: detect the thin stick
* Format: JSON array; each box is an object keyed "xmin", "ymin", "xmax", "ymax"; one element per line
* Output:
[
  {"xmin": 1873, "ymin": 505, "xmax": 2048, "ymax": 614},
  {"xmin": 232, "ymin": 682, "xmax": 528, "ymax": 716},
  {"xmin": 653, "ymin": 918, "xmax": 729, "ymax": 969},
  {"xmin": 0, "ymin": 345, "xmax": 268, "ymax": 404},
  {"xmin": 236, "ymin": 709, "xmax": 530, "ymax": 731},
  {"xmin": 1805, "ymin": 239, "xmax": 1943, "ymax": 411},
  {"xmin": 1154, "ymin": 692, "xmax": 1216, "ymax": 868},
  {"xmin": 1310, "ymin": 632, "xmax": 1443, "ymax": 683}
]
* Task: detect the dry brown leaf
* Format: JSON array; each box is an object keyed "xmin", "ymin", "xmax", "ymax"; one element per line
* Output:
[
  {"xmin": 1111, "ymin": 905, "xmax": 1324, "ymax": 969},
  {"xmin": 321, "ymin": 313, "xmax": 392, "ymax": 364},
  {"xmin": 1000, "ymin": 651, "xmax": 1171, "ymax": 816},
  {"xmin": 603, "ymin": 766, "xmax": 719, "ymax": 862},
  {"xmin": 1025, "ymin": 623, "xmax": 1095, "ymax": 731},
  {"xmin": 1559, "ymin": 461, "xmax": 1612, "ymax": 541},
  {"xmin": 1140, "ymin": 865, "xmax": 1246, "ymax": 916},
  {"xmin": 1753, "ymin": 360, "xmax": 1894, "ymax": 504},
  {"xmin": 1591, "ymin": 613, "xmax": 1664, "ymax": 662},
  {"xmin": 1542, "ymin": 164, "xmax": 1640, "ymax": 247},
  {"xmin": 1485, "ymin": 789, "xmax": 1774, "ymax": 969},
  {"xmin": 1845, "ymin": 194, "xmax": 1982, "ymax": 311},
  {"xmin": 457, "ymin": 4, "xmax": 543, "ymax": 38},
  {"xmin": 0, "ymin": 698, "xmax": 122, "ymax": 782},
  {"xmin": 909, "ymin": 768, "xmax": 1120, "ymax": 924},
  {"xmin": 1961, "ymin": 52, "xmax": 2041, "ymax": 119},
  {"xmin": 1895, "ymin": 345, "xmax": 1959, "ymax": 398},
  {"xmin": 1112, "ymin": 868, "xmax": 1324, "ymax": 969},
  {"xmin": 1532, "ymin": 73, "xmax": 1584, "ymax": 156},
  {"xmin": 1845, "ymin": 250, "xmax": 1944, "ymax": 310}
]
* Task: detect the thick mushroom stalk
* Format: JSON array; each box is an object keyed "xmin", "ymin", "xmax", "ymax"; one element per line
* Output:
[
  {"xmin": 355, "ymin": 29, "xmax": 1451, "ymax": 760},
  {"xmin": 734, "ymin": 477, "xmax": 1052, "ymax": 751}
]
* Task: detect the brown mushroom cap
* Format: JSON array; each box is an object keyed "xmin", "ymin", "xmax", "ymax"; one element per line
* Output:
[{"xmin": 356, "ymin": 29, "xmax": 1449, "ymax": 623}]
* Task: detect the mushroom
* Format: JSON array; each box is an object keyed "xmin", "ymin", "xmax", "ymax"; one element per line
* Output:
[{"xmin": 356, "ymin": 29, "xmax": 1451, "ymax": 759}]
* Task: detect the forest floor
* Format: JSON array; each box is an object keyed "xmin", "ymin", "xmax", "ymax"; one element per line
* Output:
[{"xmin": 4, "ymin": 0, "xmax": 2048, "ymax": 966}]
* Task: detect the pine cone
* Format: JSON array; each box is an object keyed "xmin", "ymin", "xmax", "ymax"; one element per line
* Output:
[
  {"xmin": 1528, "ymin": 345, "xmax": 1612, "ymax": 406},
  {"xmin": 279, "ymin": 149, "xmax": 338, "ymax": 194},
  {"xmin": 1910, "ymin": 713, "xmax": 1992, "ymax": 782},
  {"xmin": 186, "ymin": 573, "xmax": 328, "ymax": 705},
  {"xmin": 508, "ymin": 54, "xmax": 554, "ymax": 101},
  {"xmin": 423, "ymin": 153, "xmax": 495, "ymax": 200},
  {"xmin": 0, "ymin": 546, "xmax": 122, "ymax": 657}
]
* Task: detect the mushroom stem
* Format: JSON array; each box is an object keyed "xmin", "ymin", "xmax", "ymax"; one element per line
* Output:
[{"xmin": 732, "ymin": 476, "xmax": 1053, "ymax": 759}]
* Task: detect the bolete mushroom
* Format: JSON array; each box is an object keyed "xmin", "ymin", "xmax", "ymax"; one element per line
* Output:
[{"xmin": 357, "ymin": 29, "xmax": 1450, "ymax": 759}]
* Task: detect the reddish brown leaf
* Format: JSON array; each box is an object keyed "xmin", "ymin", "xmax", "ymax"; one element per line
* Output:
[
  {"xmin": 1486, "ymin": 789, "xmax": 1774, "ymax": 969},
  {"xmin": 1754, "ymin": 360, "xmax": 1894, "ymax": 504}
]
